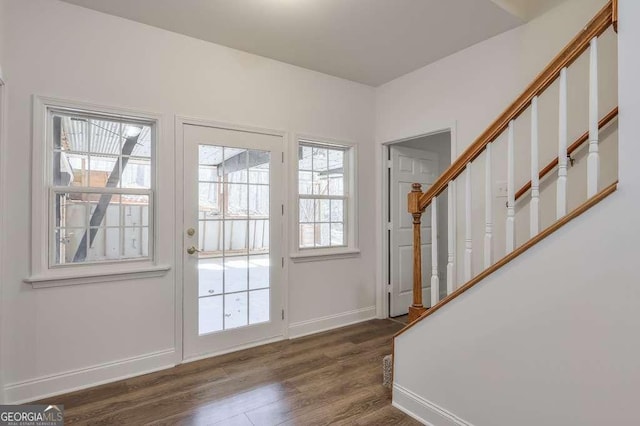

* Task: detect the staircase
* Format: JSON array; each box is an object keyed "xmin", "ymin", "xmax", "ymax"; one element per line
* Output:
[{"xmin": 393, "ymin": 1, "xmax": 619, "ymax": 424}]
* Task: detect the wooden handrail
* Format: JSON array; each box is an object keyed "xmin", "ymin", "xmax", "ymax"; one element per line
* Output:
[
  {"xmin": 416, "ymin": 1, "xmax": 614, "ymax": 212},
  {"xmin": 396, "ymin": 181, "xmax": 618, "ymax": 339},
  {"xmin": 515, "ymin": 107, "xmax": 618, "ymax": 201}
]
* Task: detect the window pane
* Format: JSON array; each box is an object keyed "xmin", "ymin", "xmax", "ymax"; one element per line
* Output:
[
  {"xmin": 87, "ymin": 227, "xmax": 120, "ymax": 261},
  {"xmin": 330, "ymin": 199, "xmax": 344, "ymax": 223},
  {"xmin": 312, "ymin": 171, "xmax": 329, "ymax": 195},
  {"xmin": 54, "ymin": 228, "xmax": 85, "ymax": 265},
  {"xmin": 331, "ymin": 223, "xmax": 345, "ymax": 246},
  {"xmin": 121, "ymin": 194, "xmax": 149, "ymax": 227},
  {"xmin": 89, "ymin": 118, "xmax": 122, "ymax": 155},
  {"xmin": 328, "ymin": 174, "xmax": 345, "ymax": 196},
  {"xmin": 59, "ymin": 115, "xmax": 88, "ymax": 152},
  {"xmin": 317, "ymin": 223, "xmax": 330, "ymax": 247},
  {"xmin": 59, "ymin": 153, "xmax": 89, "ymax": 187},
  {"xmin": 315, "ymin": 199, "xmax": 330, "ymax": 222},
  {"xmin": 128, "ymin": 125, "xmax": 152, "ymax": 157},
  {"xmin": 55, "ymin": 194, "xmax": 88, "ymax": 229},
  {"xmin": 328, "ymin": 149, "xmax": 344, "ymax": 171},
  {"xmin": 122, "ymin": 157, "xmax": 151, "ymax": 189},
  {"xmin": 312, "ymin": 148, "xmax": 328, "ymax": 172},
  {"xmin": 299, "ymin": 199, "xmax": 314, "ymax": 223},
  {"xmin": 123, "ymin": 227, "xmax": 148, "ymax": 259},
  {"xmin": 299, "ymin": 224, "xmax": 314, "ymax": 248},
  {"xmin": 299, "ymin": 146, "xmax": 313, "ymax": 171},
  {"xmin": 89, "ymin": 154, "xmax": 118, "ymax": 187},
  {"xmin": 299, "ymin": 171, "xmax": 313, "ymax": 195}
]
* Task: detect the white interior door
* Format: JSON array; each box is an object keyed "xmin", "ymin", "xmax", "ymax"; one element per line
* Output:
[
  {"xmin": 183, "ymin": 124, "xmax": 284, "ymax": 360},
  {"xmin": 390, "ymin": 146, "xmax": 439, "ymax": 317}
]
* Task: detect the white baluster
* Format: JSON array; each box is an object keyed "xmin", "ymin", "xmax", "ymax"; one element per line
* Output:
[
  {"xmin": 506, "ymin": 121, "xmax": 516, "ymax": 254},
  {"xmin": 530, "ymin": 96, "xmax": 540, "ymax": 237},
  {"xmin": 484, "ymin": 143, "xmax": 493, "ymax": 268},
  {"xmin": 464, "ymin": 163, "xmax": 472, "ymax": 282},
  {"xmin": 431, "ymin": 197, "xmax": 439, "ymax": 306},
  {"xmin": 447, "ymin": 182, "xmax": 456, "ymax": 294},
  {"xmin": 588, "ymin": 37, "xmax": 600, "ymax": 197},
  {"xmin": 557, "ymin": 67, "xmax": 568, "ymax": 219}
]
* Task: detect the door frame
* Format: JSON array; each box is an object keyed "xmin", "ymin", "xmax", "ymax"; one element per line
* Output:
[
  {"xmin": 174, "ymin": 116, "xmax": 289, "ymax": 363},
  {"xmin": 377, "ymin": 123, "xmax": 457, "ymax": 319}
]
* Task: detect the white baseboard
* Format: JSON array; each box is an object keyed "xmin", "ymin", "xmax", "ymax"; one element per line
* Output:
[
  {"xmin": 393, "ymin": 384, "xmax": 474, "ymax": 426},
  {"xmin": 288, "ymin": 306, "xmax": 377, "ymax": 339},
  {"xmin": 4, "ymin": 348, "xmax": 176, "ymax": 404}
]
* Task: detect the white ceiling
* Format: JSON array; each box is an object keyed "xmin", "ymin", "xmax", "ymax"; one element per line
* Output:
[{"xmin": 60, "ymin": 0, "xmax": 528, "ymax": 86}]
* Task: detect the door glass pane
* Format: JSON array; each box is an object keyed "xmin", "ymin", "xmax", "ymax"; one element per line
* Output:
[
  {"xmin": 249, "ymin": 220, "xmax": 269, "ymax": 253},
  {"xmin": 249, "ymin": 289, "xmax": 270, "ymax": 325},
  {"xmin": 248, "ymin": 150, "xmax": 269, "ymax": 184},
  {"xmin": 225, "ymin": 184, "xmax": 248, "ymax": 218},
  {"xmin": 248, "ymin": 185, "xmax": 269, "ymax": 217},
  {"xmin": 197, "ymin": 144, "xmax": 271, "ymax": 335},
  {"xmin": 225, "ymin": 292, "xmax": 248, "ymax": 329},
  {"xmin": 224, "ymin": 220, "xmax": 248, "ymax": 254},
  {"xmin": 249, "ymin": 254, "xmax": 269, "ymax": 290},
  {"xmin": 224, "ymin": 256, "xmax": 248, "ymax": 293},
  {"xmin": 200, "ymin": 295, "xmax": 223, "ymax": 334},
  {"xmin": 199, "ymin": 258, "xmax": 223, "ymax": 297}
]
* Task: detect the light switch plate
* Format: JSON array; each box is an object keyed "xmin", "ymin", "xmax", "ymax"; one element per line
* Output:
[{"xmin": 496, "ymin": 181, "xmax": 508, "ymax": 198}]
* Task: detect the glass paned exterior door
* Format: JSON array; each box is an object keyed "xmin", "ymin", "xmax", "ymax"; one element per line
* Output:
[
  {"xmin": 183, "ymin": 124, "xmax": 284, "ymax": 359},
  {"xmin": 197, "ymin": 145, "xmax": 271, "ymax": 334}
]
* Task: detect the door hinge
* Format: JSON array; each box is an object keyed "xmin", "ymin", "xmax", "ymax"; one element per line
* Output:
[
  {"xmin": 282, "ymin": 257, "xmax": 285, "ymax": 268},
  {"xmin": 282, "ymin": 204, "xmax": 284, "ymax": 215},
  {"xmin": 387, "ymin": 160, "xmax": 392, "ymax": 169},
  {"xmin": 386, "ymin": 284, "xmax": 392, "ymax": 294},
  {"xmin": 281, "ymin": 309, "xmax": 285, "ymax": 320},
  {"xmin": 282, "ymin": 152, "xmax": 285, "ymax": 163}
]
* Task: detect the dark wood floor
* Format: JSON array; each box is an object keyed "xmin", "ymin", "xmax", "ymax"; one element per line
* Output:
[{"xmin": 35, "ymin": 319, "xmax": 421, "ymax": 425}]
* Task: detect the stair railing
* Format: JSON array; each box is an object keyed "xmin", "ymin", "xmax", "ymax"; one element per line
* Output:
[{"xmin": 407, "ymin": 0, "xmax": 618, "ymax": 322}]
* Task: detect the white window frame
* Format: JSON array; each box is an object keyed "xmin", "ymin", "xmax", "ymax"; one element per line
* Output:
[
  {"xmin": 26, "ymin": 96, "xmax": 169, "ymax": 287},
  {"xmin": 290, "ymin": 135, "xmax": 359, "ymax": 262}
]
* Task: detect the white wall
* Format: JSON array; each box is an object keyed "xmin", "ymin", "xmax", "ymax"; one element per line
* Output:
[
  {"xmin": 376, "ymin": 0, "xmax": 617, "ymax": 293},
  {"xmin": 0, "ymin": 0, "xmax": 375, "ymax": 403},
  {"xmin": 393, "ymin": 1, "xmax": 640, "ymax": 424}
]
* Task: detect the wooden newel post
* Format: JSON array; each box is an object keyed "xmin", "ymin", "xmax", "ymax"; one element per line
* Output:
[{"xmin": 408, "ymin": 183, "xmax": 427, "ymax": 322}]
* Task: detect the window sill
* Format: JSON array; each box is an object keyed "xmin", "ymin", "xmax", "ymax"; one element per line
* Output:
[
  {"xmin": 24, "ymin": 264, "xmax": 171, "ymax": 288},
  {"xmin": 289, "ymin": 248, "xmax": 361, "ymax": 263}
]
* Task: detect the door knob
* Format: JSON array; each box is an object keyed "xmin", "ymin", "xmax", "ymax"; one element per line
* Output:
[{"xmin": 187, "ymin": 246, "xmax": 201, "ymax": 255}]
